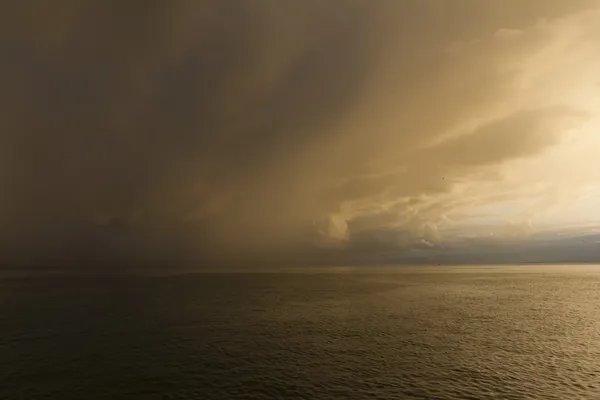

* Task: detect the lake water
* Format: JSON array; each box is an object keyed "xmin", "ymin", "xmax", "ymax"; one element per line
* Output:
[{"xmin": 1, "ymin": 265, "xmax": 599, "ymax": 399}]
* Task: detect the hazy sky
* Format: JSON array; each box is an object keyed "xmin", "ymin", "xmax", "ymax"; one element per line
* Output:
[{"xmin": 1, "ymin": 1, "xmax": 600, "ymax": 266}]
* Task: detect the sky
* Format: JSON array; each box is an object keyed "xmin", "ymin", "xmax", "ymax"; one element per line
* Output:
[{"xmin": 1, "ymin": 1, "xmax": 600, "ymax": 266}]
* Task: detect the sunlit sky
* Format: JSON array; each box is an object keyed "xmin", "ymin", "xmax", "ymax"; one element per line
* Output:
[{"xmin": 1, "ymin": 1, "xmax": 600, "ymax": 266}]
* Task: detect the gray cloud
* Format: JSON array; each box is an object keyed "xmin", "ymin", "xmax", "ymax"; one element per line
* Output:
[{"xmin": 0, "ymin": 1, "xmax": 599, "ymax": 266}]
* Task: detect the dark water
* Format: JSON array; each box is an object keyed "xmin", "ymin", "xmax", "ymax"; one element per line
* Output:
[{"xmin": 1, "ymin": 265, "xmax": 599, "ymax": 399}]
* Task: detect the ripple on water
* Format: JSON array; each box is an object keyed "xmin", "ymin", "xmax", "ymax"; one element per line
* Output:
[{"xmin": 0, "ymin": 266, "xmax": 599, "ymax": 399}]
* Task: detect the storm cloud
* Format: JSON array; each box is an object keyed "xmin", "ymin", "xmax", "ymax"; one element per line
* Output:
[{"xmin": 1, "ymin": 1, "xmax": 599, "ymax": 266}]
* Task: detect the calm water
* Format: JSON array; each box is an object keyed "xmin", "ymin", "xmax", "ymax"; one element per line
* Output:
[{"xmin": 1, "ymin": 265, "xmax": 599, "ymax": 399}]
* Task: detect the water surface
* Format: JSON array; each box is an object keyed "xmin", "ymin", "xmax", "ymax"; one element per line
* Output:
[{"xmin": 1, "ymin": 265, "xmax": 599, "ymax": 399}]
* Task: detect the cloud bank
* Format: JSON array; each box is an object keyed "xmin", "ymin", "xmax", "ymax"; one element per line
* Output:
[{"xmin": 1, "ymin": 1, "xmax": 599, "ymax": 266}]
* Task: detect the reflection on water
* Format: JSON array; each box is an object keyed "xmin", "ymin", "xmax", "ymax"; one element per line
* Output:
[{"xmin": 1, "ymin": 265, "xmax": 599, "ymax": 399}]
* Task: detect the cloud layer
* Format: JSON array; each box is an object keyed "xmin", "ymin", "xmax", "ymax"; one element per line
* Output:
[{"xmin": 1, "ymin": 1, "xmax": 599, "ymax": 265}]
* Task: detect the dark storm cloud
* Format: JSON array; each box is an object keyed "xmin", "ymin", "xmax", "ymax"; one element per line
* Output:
[{"xmin": 0, "ymin": 1, "xmax": 598, "ymax": 265}]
